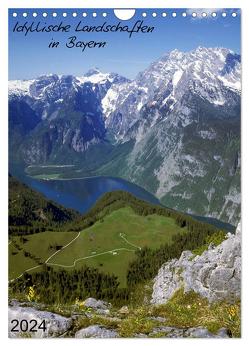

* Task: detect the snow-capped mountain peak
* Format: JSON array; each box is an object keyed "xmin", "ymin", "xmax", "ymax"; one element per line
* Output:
[
  {"xmin": 76, "ymin": 68, "xmax": 130, "ymax": 86},
  {"xmin": 8, "ymin": 79, "xmax": 35, "ymax": 97},
  {"xmin": 77, "ymin": 68, "xmax": 112, "ymax": 85},
  {"xmin": 8, "ymin": 47, "xmax": 240, "ymax": 126},
  {"xmin": 102, "ymin": 46, "xmax": 241, "ymax": 138}
]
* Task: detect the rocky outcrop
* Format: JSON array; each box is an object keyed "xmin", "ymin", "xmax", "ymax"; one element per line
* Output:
[
  {"xmin": 8, "ymin": 299, "xmax": 114, "ymax": 338},
  {"xmin": 118, "ymin": 306, "xmax": 129, "ymax": 315},
  {"xmin": 84, "ymin": 298, "xmax": 111, "ymax": 315},
  {"xmin": 8, "ymin": 298, "xmax": 234, "ymax": 338},
  {"xmin": 151, "ymin": 223, "xmax": 241, "ymax": 305},
  {"xmin": 8, "ymin": 305, "xmax": 72, "ymax": 338},
  {"xmin": 75, "ymin": 325, "xmax": 119, "ymax": 338}
]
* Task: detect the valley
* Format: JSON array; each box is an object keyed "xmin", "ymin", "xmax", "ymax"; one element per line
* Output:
[{"xmin": 8, "ymin": 47, "xmax": 241, "ymax": 225}]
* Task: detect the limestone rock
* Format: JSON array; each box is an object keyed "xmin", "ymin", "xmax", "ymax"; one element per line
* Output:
[
  {"xmin": 8, "ymin": 306, "xmax": 72, "ymax": 338},
  {"xmin": 150, "ymin": 326, "xmax": 230, "ymax": 338},
  {"xmin": 75, "ymin": 325, "xmax": 119, "ymax": 338},
  {"xmin": 118, "ymin": 306, "xmax": 129, "ymax": 315},
  {"xmin": 84, "ymin": 298, "xmax": 111, "ymax": 315},
  {"xmin": 151, "ymin": 223, "xmax": 241, "ymax": 305},
  {"xmin": 134, "ymin": 333, "xmax": 148, "ymax": 338}
]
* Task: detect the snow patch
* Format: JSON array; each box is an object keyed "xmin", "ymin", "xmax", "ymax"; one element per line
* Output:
[
  {"xmin": 76, "ymin": 72, "xmax": 113, "ymax": 85},
  {"xmin": 8, "ymin": 79, "xmax": 34, "ymax": 97},
  {"xmin": 172, "ymin": 70, "xmax": 183, "ymax": 88}
]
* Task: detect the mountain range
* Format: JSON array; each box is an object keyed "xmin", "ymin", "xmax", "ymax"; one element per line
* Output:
[{"xmin": 8, "ymin": 46, "xmax": 241, "ymax": 225}]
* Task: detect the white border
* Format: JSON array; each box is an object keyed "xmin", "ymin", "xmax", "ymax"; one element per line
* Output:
[
  {"xmin": 1, "ymin": 0, "xmax": 248, "ymax": 345},
  {"xmin": 1, "ymin": 0, "xmax": 246, "ymax": 9}
]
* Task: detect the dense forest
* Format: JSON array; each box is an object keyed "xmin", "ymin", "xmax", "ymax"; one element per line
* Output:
[
  {"xmin": 10, "ymin": 265, "xmax": 130, "ymax": 306},
  {"xmin": 9, "ymin": 175, "xmax": 79, "ymax": 235}
]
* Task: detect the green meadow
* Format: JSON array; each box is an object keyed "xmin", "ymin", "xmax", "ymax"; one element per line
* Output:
[
  {"xmin": 9, "ymin": 207, "xmax": 186, "ymax": 286},
  {"xmin": 9, "ymin": 231, "xmax": 78, "ymax": 280}
]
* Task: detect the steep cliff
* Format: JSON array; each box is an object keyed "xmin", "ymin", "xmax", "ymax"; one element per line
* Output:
[{"xmin": 151, "ymin": 223, "xmax": 241, "ymax": 305}]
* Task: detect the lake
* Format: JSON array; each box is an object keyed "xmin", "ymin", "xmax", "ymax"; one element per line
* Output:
[
  {"xmin": 10, "ymin": 164, "xmax": 235, "ymax": 232},
  {"xmin": 20, "ymin": 175, "xmax": 161, "ymax": 214}
]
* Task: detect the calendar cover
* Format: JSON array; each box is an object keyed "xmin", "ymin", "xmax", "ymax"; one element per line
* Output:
[{"xmin": 8, "ymin": 8, "xmax": 241, "ymax": 338}]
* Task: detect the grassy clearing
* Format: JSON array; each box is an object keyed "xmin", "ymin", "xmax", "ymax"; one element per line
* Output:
[
  {"xmin": 47, "ymin": 207, "xmax": 186, "ymax": 286},
  {"xmin": 9, "ymin": 231, "xmax": 78, "ymax": 279},
  {"xmin": 9, "ymin": 242, "xmax": 37, "ymax": 279},
  {"xmin": 9, "ymin": 207, "xmax": 185, "ymax": 286}
]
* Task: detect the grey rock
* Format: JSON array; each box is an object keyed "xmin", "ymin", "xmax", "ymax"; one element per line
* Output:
[
  {"xmin": 152, "ymin": 223, "xmax": 241, "ymax": 304},
  {"xmin": 166, "ymin": 330, "xmax": 185, "ymax": 338},
  {"xmin": 152, "ymin": 326, "xmax": 184, "ymax": 338},
  {"xmin": 84, "ymin": 298, "xmax": 111, "ymax": 315},
  {"xmin": 187, "ymin": 327, "xmax": 215, "ymax": 338},
  {"xmin": 187, "ymin": 327, "xmax": 230, "ymax": 338},
  {"xmin": 216, "ymin": 328, "xmax": 231, "ymax": 338},
  {"xmin": 95, "ymin": 308, "xmax": 110, "ymax": 315},
  {"xmin": 118, "ymin": 306, "xmax": 129, "ymax": 315},
  {"xmin": 9, "ymin": 299, "xmax": 20, "ymax": 307},
  {"xmin": 75, "ymin": 325, "xmax": 119, "ymax": 338},
  {"xmin": 8, "ymin": 306, "xmax": 72, "ymax": 338},
  {"xmin": 150, "ymin": 326, "xmax": 230, "ymax": 338},
  {"xmin": 84, "ymin": 297, "xmax": 111, "ymax": 310},
  {"xmin": 134, "ymin": 333, "xmax": 148, "ymax": 338}
]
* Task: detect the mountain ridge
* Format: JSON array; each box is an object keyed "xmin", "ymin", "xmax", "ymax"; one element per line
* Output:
[{"xmin": 8, "ymin": 46, "xmax": 241, "ymax": 225}]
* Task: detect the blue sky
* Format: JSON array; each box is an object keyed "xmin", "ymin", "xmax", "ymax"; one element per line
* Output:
[{"xmin": 9, "ymin": 8, "xmax": 241, "ymax": 80}]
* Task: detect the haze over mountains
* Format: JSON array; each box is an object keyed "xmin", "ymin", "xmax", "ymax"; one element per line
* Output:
[{"xmin": 9, "ymin": 46, "xmax": 241, "ymax": 225}]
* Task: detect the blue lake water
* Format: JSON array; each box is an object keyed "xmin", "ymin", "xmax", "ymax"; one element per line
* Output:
[
  {"xmin": 21, "ymin": 175, "xmax": 161, "ymax": 214},
  {"xmin": 10, "ymin": 165, "xmax": 235, "ymax": 232}
]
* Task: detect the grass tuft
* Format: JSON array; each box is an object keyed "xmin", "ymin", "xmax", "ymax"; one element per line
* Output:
[{"xmin": 151, "ymin": 288, "xmax": 240, "ymax": 337}]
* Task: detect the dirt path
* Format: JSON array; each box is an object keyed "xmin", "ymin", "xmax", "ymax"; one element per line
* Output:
[
  {"xmin": 9, "ymin": 232, "xmax": 81, "ymax": 282},
  {"xmin": 119, "ymin": 232, "xmax": 142, "ymax": 250},
  {"xmin": 9, "ymin": 232, "xmax": 142, "ymax": 280},
  {"xmin": 47, "ymin": 247, "xmax": 135, "ymax": 268}
]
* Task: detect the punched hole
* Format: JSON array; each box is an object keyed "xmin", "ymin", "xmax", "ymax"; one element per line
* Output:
[{"xmin": 114, "ymin": 9, "xmax": 135, "ymax": 20}]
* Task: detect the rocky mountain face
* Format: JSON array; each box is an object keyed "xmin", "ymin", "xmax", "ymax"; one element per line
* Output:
[
  {"xmin": 151, "ymin": 223, "xmax": 241, "ymax": 305},
  {"xmin": 104, "ymin": 48, "xmax": 240, "ymax": 138},
  {"xmin": 9, "ymin": 47, "xmax": 241, "ymax": 224},
  {"xmin": 9, "ymin": 69, "xmax": 129, "ymax": 163},
  {"xmin": 101, "ymin": 47, "xmax": 241, "ymax": 225}
]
